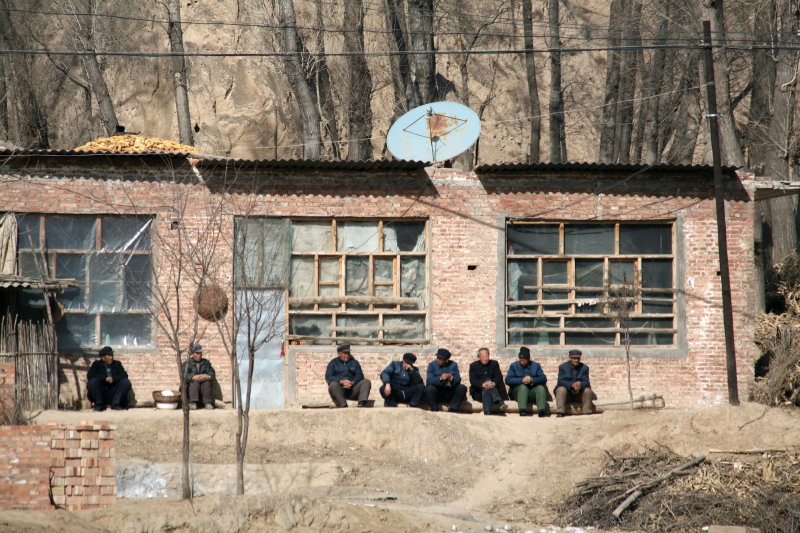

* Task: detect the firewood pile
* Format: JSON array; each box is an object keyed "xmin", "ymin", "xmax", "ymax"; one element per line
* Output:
[
  {"xmin": 556, "ymin": 446, "xmax": 800, "ymax": 532},
  {"xmin": 74, "ymin": 134, "xmax": 197, "ymax": 153},
  {"xmin": 753, "ymin": 252, "xmax": 800, "ymax": 406}
]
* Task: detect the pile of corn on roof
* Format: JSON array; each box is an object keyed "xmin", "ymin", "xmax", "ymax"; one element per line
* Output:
[{"xmin": 74, "ymin": 134, "xmax": 196, "ymax": 153}]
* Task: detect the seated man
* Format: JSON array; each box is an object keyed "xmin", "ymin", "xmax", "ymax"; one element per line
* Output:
[
  {"xmin": 554, "ymin": 349, "xmax": 594, "ymax": 417},
  {"xmin": 468, "ymin": 347, "xmax": 508, "ymax": 415},
  {"xmin": 424, "ymin": 348, "xmax": 467, "ymax": 413},
  {"xmin": 87, "ymin": 346, "xmax": 132, "ymax": 411},
  {"xmin": 505, "ymin": 346, "xmax": 548, "ymax": 417},
  {"xmin": 182, "ymin": 344, "xmax": 216, "ymax": 410},
  {"xmin": 325, "ymin": 344, "xmax": 371, "ymax": 407},
  {"xmin": 379, "ymin": 352, "xmax": 424, "ymax": 408}
]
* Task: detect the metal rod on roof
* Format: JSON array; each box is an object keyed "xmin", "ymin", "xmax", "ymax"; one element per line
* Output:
[{"xmin": 702, "ymin": 20, "xmax": 739, "ymax": 406}]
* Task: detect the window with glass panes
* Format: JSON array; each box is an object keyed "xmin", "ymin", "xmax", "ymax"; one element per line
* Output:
[
  {"xmin": 16, "ymin": 214, "xmax": 153, "ymax": 348},
  {"xmin": 506, "ymin": 222, "xmax": 675, "ymax": 347},
  {"xmin": 287, "ymin": 219, "xmax": 429, "ymax": 345}
]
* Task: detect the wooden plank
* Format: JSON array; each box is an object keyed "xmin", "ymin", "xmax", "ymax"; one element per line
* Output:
[
  {"xmin": 507, "ymin": 327, "xmax": 676, "ymax": 333},
  {"xmin": 286, "ymin": 334, "xmax": 429, "ymax": 344},
  {"xmin": 327, "ymin": 325, "xmax": 418, "ymax": 332},
  {"xmin": 290, "ymin": 296, "xmax": 417, "ymax": 305}
]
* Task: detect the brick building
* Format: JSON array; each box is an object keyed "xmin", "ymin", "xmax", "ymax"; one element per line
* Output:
[{"xmin": 0, "ymin": 151, "xmax": 769, "ymax": 408}]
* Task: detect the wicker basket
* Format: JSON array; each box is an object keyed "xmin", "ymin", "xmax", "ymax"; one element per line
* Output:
[
  {"xmin": 152, "ymin": 390, "xmax": 180, "ymax": 408},
  {"xmin": 194, "ymin": 283, "xmax": 229, "ymax": 321}
]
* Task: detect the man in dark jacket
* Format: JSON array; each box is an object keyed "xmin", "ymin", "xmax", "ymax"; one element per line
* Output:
[
  {"xmin": 182, "ymin": 344, "xmax": 216, "ymax": 410},
  {"xmin": 554, "ymin": 349, "xmax": 594, "ymax": 417},
  {"xmin": 424, "ymin": 348, "xmax": 467, "ymax": 412},
  {"xmin": 379, "ymin": 352, "xmax": 424, "ymax": 408},
  {"xmin": 87, "ymin": 346, "xmax": 132, "ymax": 411},
  {"xmin": 325, "ymin": 344, "xmax": 371, "ymax": 407},
  {"xmin": 468, "ymin": 347, "xmax": 508, "ymax": 415},
  {"xmin": 505, "ymin": 346, "xmax": 548, "ymax": 417}
]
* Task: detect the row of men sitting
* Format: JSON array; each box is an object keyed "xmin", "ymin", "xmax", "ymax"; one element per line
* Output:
[
  {"xmin": 87, "ymin": 344, "xmax": 216, "ymax": 411},
  {"xmin": 327, "ymin": 344, "xmax": 595, "ymax": 417}
]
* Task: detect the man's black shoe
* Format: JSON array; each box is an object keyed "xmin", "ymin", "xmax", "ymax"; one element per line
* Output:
[
  {"xmin": 384, "ymin": 400, "xmax": 397, "ymax": 408},
  {"xmin": 499, "ymin": 402, "xmax": 509, "ymax": 411},
  {"xmin": 93, "ymin": 405, "xmax": 107, "ymax": 412},
  {"xmin": 111, "ymin": 405, "xmax": 126, "ymax": 411},
  {"xmin": 483, "ymin": 410, "xmax": 492, "ymax": 415},
  {"xmin": 519, "ymin": 410, "xmax": 532, "ymax": 417},
  {"xmin": 357, "ymin": 401, "xmax": 368, "ymax": 407},
  {"xmin": 556, "ymin": 413, "xmax": 566, "ymax": 418},
  {"xmin": 538, "ymin": 411, "xmax": 548, "ymax": 418}
]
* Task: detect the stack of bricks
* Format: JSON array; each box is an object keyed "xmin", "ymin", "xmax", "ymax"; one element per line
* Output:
[
  {"xmin": 49, "ymin": 421, "xmax": 116, "ymax": 510},
  {"xmin": 0, "ymin": 425, "xmax": 52, "ymax": 510}
]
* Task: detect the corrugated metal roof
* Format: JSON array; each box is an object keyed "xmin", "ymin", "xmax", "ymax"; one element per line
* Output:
[
  {"xmin": 0, "ymin": 275, "xmax": 78, "ymax": 291},
  {"xmin": 194, "ymin": 156, "xmax": 428, "ymax": 171},
  {"xmin": 0, "ymin": 148, "xmax": 197, "ymax": 158},
  {"xmin": 474, "ymin": 161, "xmax": 738, "ymax": 174}
]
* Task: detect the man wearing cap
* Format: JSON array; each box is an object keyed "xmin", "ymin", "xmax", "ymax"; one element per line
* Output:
[
  {"xmin": 424, "ymin": 348, "xmax": 467, "ymax": 412},
  {"xmin": 468, "ymin": 347, "xmax": 509, "ymax": 415},
  {"xmin": 379, "ymin": 353, "xmax": 425, "ymax": 408},
  {"xmin": 505, "ymin": 346, "xmax": 548, "ymax": 417},
  {"xmin": 87, "ymin": 346, "xmax": 132, "ymax": 411},
  {"xmin": 182, "ymin": 344, "xmax": 217, "ymax": 410},
  {"xmin": 554, "ymin": 349, "xmax": 594, "ymax": 417},
  {"xmin": 325, "ymin": 344, "xmax": 372, "ymax": 407}
]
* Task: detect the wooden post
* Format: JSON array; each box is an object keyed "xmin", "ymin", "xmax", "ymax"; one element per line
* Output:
[{"xmin": 702, "ymin": 20, "xmax": 739, "ymax": 405}]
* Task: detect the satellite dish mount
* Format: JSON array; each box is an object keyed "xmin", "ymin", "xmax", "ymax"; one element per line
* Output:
[{"xmin": 386, "ymin": 101, "xmax": 481, "ymax": 163}]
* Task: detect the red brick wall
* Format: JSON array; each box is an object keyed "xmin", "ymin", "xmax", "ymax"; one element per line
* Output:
[
  {"xmin": 0, "ymin": 163, "xmax": 758, "ymax": 408},
  {"xmin": 0, "ymin": 425, "xmax": 52, "ymax": 510},
  {"xmin": 0, "ymin": 421, "xmax": 116, "ymax": 511}
]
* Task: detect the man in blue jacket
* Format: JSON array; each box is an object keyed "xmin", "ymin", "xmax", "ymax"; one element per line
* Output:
[
  {"xmin": 87, "ymin": 346, "xmax": 132, "ymax": 411},
  {"xmin": 379, "ymin": 352, "xmax": 424, "ymax": 408},
  {"xmin": 554, "ymin": 349, "xmax": 593, "ymax": 417},
  {"xmin": 505, "ymin": 346, "xmax": 548, "ymax": 417},
  {"xmin": 424, "ymin": 348, "xmax": 467, "ymax": 412},
  {"xmin": 325, "ymin": 344, "xmax": 372, "ymax": 407}
]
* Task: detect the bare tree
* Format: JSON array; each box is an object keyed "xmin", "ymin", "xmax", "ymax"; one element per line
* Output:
[
  {"xmin": 521, "ymin": 0, "xmax": 541, "ymax": 162},
  {"xmin": 342, "ymin": 0, "xmax": 374, "ymax": 160},
  {"xmin": 547, "ymin": 0, "xmax": 566, "ymax": 162},
  {"xmin": 407, "ymin": 0, "xmax": 436, "ymax": 103},
  {"xmin": 165, "ymin": 0, "xmax": 194, "ymax": 146},
  {"xmin": 384, "ymin": 0, "xmax": 418, "ymax": 115},
  {"xmin": 279, "ymin": 0, "xmax": 322, "ymax": 158},
  {"xmin": 606, "ymin": 271, "xmax": 639, "ymax": 409}
]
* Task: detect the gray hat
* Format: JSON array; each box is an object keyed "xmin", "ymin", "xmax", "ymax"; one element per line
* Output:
[
  {"xmin": 402, "ymin": 353, "xmax": 417, "ymax": 365},
  {"xmin": 518, "ymin": 347, "xmax": 531, "ymax": 359},
  {"xmin": 337, "ymin": 344, "xmax": 351, "ymax": 353},
  {"xmin": 99, "ymin": 346, "xmax": 113, "ymax": 357},
  {"xmin": 435, "ymin": 348, "xmax": 451, "ymax": 360},
  {"xmin": 191, "ymin": 344, "xmax": 203, "ymax": 353},
  {"xmin": 569, "ymin": 349, "xmax": 582, "ymax": 357}
]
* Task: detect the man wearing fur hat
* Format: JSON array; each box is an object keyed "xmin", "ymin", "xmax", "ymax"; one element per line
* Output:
[
  {"xmin": 379, "ymin": 353, "xmax": 425, "ymax": 408},
  {"xmin": 325, "ymin": 344, "xmax": 372, "ymax": 407},
  {"xmin": 505, "ymin": 346, "xmax": 548, "ymax": 417},
  {"xmin": 424, "ymin": 348, "xmax": 467, "ymax": 412},
  {"xmin": 554, "ymin": 349, "xmax": 594, "ymax": 417}
]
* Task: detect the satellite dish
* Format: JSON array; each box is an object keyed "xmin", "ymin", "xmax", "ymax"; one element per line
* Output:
[{"xmin": 386, "ymin": 101, "xmax": 481, "ymax": 163}]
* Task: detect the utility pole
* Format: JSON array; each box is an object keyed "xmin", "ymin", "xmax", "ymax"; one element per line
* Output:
[{"xmin": 702, "ymin": 20, "xmax": 739, "ymax": 405}]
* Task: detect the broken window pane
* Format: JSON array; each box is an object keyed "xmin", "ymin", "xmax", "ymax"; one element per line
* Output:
[
  {"xmin": 400, "ymin": 257, "xmax": 425, "ymax": 308},
  {"xmin": 642, "ymin": 259, "xmax": 672, "ymax": 288},
  {"xmin": 384, "ymin": 221, "xmax": 425, "ymax": 252},
  {"xmin": 292, "ymin": 221, "xmax": 331, "ymax": 252},
  {"xmin": 45, "ymin": 217, "xmax": 95, "ymax": 250},
  {"xmin": 620, "ymin": 224, "xmax": 671, "ymax": 255},
  {"xmin": 102, "ymin": 217, "xmax": 151, "ymax": 251},
  {"xmin": 56, "ymin": 314, "xmax": 96, "ymax": 347},
  {"xmin": 565, "ymin": 225, "xmax": 613, "ymax": 255},
  {"xmin": 17, "ymin": 215, "xmax": 40, "ymax": 249},
  {"xmin": 575, "ymin": 259, "xmax": 604, "ymax": 287},
  {"xmin": 101, "ymin": 315, "xmax": 151, "ymax": 346},
  {"xmin": 384, "ymin": 314, "xmax": 425, "ymax": 340},
  {"xmin": 543, "ymin": 261, "xmax": 567, "ymax": 285},
  {"xmin": 290, "ymin": 315, "xmax": 329, "ymax": 344},
  {"xmin": 508, "ymin": 225, "xmax": 558, "ymax": 255},
  {"xmin": 337, "ymin": 221, "xmax": 378, "ymax": 252}
]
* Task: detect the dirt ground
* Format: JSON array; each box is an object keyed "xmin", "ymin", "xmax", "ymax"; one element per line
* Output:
[{"xmin": 1, "ymin": 402, "xmax": 799, "ymax": 532}]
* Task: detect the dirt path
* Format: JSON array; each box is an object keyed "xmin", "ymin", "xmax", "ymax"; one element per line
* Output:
[{"xmin": 0, "ymin": 402, "xmax": 797, "ymax": 532}]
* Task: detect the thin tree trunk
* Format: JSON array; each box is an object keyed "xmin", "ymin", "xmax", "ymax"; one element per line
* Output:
[
  {"xmin": 746, "ymin": 1, "xmax": 777, "ymax": 172},
  {"xmin": 167, "ymin": 0, "xmax": 194, "ymax": 146},
  {"xmin": 702, "ymin": 0, "xmax": 745, "ymax": 166},
  {"xmin": 343, "ymin": 0, "xmax": 373, "ymax": 160},
  {"xmin": 314, "ymin": 4, "xmax": 340, "ymax": 159},
  {"xmin": 613, "ymin": 2, "xmax": 641, "ymax": 163},
  {"xmin": 407, "ymin": 0, "xmax": 436, "ymax": 103},
  {"xmin": 640, "ymin": 17, "xmax": 667, "ymax": 165},
  {"xmin": 599, "ymin": 0, "xmax": 624, "ymax": 162},
  {"xmin": 666, "ymin": 60, "xmax": 701, "ymax": 164},
  {"xmin": 384, "ymin": 0, "xmax": 417, "ymax": 113},
  {"xmin": 547, "ymin": 0, "xmax": 565, "ymax": 163},
  {"xmin": 521, "ymin": 0, "xmax": 541, "ymax": 162},
  {"xmin": 279, "ymin": 0, "xmax": 321, "ymax": 159}
]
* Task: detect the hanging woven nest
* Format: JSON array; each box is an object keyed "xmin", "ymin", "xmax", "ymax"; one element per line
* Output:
[{"xmin": 194, "ymin": 283, "xmax": 228, "ymax": 321}]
